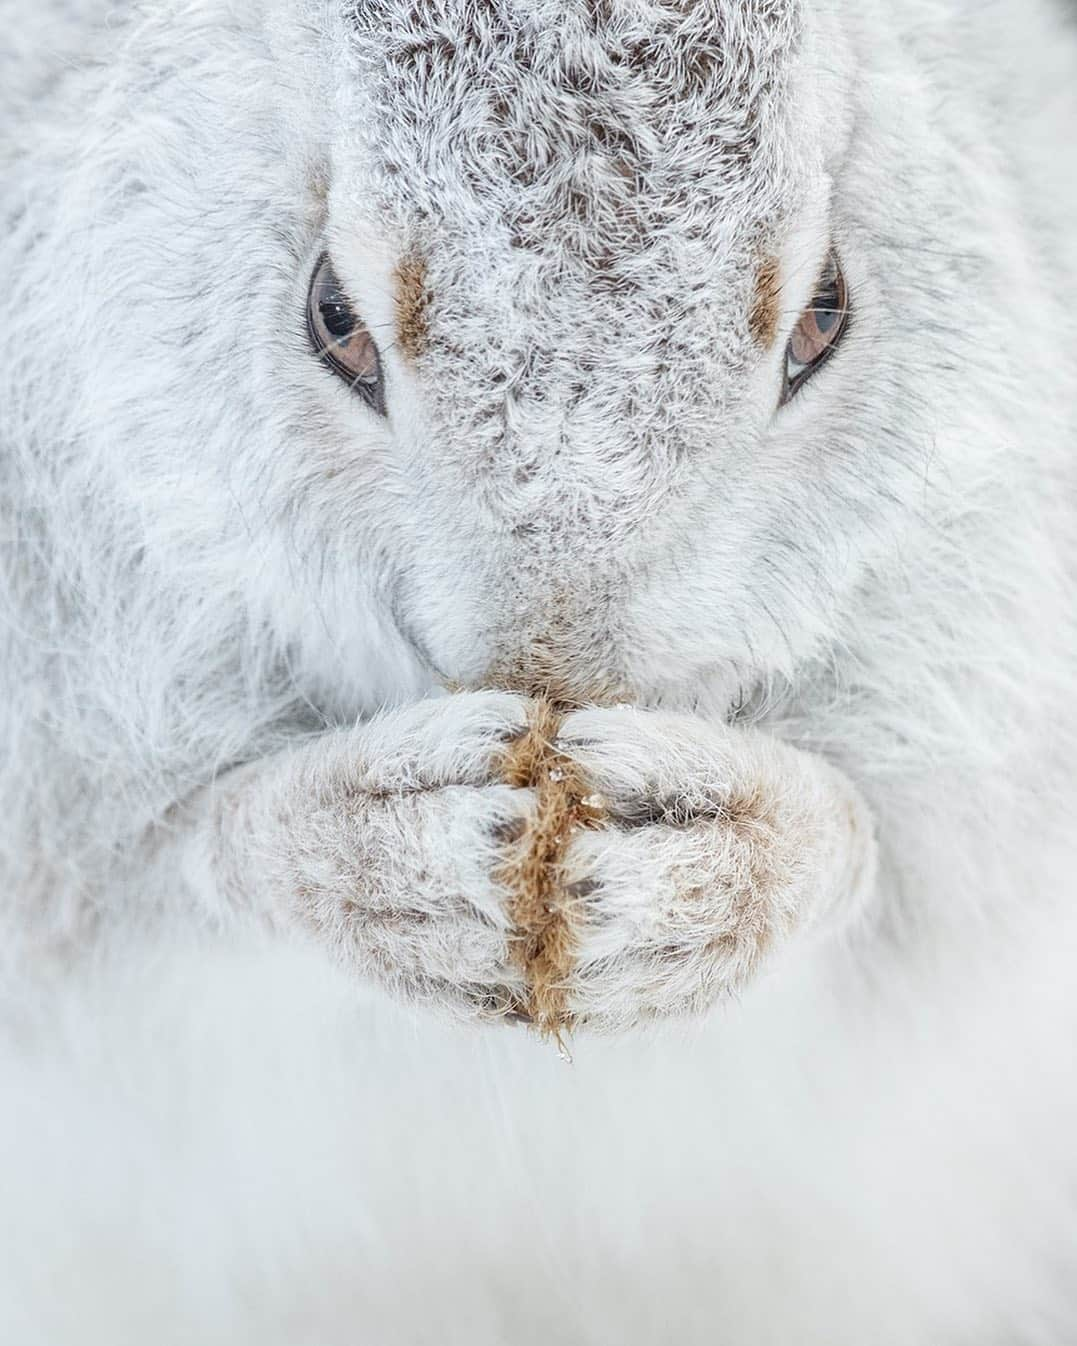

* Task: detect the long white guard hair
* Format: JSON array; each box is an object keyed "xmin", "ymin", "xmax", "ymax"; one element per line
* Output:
[{"xmin": 2, "ymin": 1, "xmax": 1076, "ymax": 1341}]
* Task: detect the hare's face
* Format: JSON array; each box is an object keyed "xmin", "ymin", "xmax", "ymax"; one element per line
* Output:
[{"xmin": 193, "ymin": 1, "xmax": 955, "ymax": 710}]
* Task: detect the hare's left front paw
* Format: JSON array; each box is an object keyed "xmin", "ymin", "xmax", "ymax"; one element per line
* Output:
[{"xmin": 499, "ymin": 703, "xmax": 876, "ymax": 1034}]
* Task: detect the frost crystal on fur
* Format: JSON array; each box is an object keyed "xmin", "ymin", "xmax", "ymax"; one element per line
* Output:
[{"xmin": 2, "ymin": 0, "xmax": 1077, "ymax": 1341}]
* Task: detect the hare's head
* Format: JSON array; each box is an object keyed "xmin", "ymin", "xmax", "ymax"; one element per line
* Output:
[
  {"xmin": 67, "ymin": 0, "xmax": 966, "ymax": 713},
  {"xmin": 292, "ymin": 0, "xmax": 885, "ymax": 706}
]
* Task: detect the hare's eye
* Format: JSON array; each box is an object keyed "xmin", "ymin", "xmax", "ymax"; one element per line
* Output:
[
  {"xmin": 781, "ymin": 252, "xmax": 850, "ymax": 404},
  {"xmin": 306, "ymin": 254, "xmax": 386, "ymax": 416}
]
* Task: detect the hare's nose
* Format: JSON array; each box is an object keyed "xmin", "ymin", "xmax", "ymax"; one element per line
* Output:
[
  {"xmin": 408, "ymin": 608, "xmax": 629, "ymax": 706},
  {"xmin": 389, "ymin": 537, "xmax": 636, "ymax": 703},
  {"xmin": 473, "ymin": 610, "xmax": 634, "ymax": 708}
]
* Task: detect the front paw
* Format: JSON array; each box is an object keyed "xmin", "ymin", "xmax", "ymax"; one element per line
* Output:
[
  {"xmin": 498, "ymin": 702, "xmax": 876, "ymax": 1035},
  {"xmin": 260, "ymin": 692, "xmax": 873, "ymax": 1036},
  {"xmin": 271, "ymin": 690, "xmax": 538, "ymax": 1018}
]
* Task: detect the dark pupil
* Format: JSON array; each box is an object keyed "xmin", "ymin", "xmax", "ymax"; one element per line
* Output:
[
  {"xmin": 319, "ymin": 290, "xmax": 356, "ymax": 342},
  {"xmin": 813, "ymin": 285, "xmax": 841, "ymax": 334}
]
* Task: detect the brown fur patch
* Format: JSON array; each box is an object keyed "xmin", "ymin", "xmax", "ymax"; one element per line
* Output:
[
  {"xmin": 484, "ymin": 661, "xmax": 630, "ymax": 708},
  {"xmin": 481, "ymin": 624, "xmax": 634, "ymax": 707},
  {"xmin": 497, "ymin": 700, "xmax": 606, "ymax": 1037},
  {"xmin": 749, "ymin": 255, "xmax": 782, "ymax": 348},
  {"xmin": 714, "ymin": 782, "xmax": 787, "ymax": 971},
  {"xmin": 394, "ymin": 252, "xmax": 431, "ymax": 361}
]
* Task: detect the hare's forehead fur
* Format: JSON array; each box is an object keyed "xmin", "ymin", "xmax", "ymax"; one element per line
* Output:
[{"xmin": 331, "ymin": 0, "xmax": 811, "ymax": 463}]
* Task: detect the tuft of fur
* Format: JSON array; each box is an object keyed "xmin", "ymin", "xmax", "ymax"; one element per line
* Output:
[
  {"xmin": 393, "ymin": 250, "xmax": 431, "ymax": 361},
  {"xmin": 498, "ymin": 698, "xmax": 608, "ymax": 1033},
  {"xmin": 749, "ymin": 255, "xmax": 783, "ymax": 347}
]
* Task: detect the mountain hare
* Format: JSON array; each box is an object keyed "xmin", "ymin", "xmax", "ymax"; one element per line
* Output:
[{"xmin": 2, "ymin": 0, "xmax": 1076, "ymax": 1341}]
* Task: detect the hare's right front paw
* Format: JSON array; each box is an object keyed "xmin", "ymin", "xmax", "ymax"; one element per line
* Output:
[{"xmin": 273, "ymin": 691, "xmax": 540, "ymax": 1018}]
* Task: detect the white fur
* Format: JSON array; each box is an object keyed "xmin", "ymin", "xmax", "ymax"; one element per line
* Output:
[{"xmin": 2, "ymin": 0, "xmax": 1077, "ymax": 1340}]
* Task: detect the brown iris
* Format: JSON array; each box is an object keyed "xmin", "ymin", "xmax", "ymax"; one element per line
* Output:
[
  {"xmin": 306, "ymin": 254, "xmax": 386, "ymax": 416},
  {"xmin": 782, "ymin": 251, "xmax": 850, "ymax": 404}
]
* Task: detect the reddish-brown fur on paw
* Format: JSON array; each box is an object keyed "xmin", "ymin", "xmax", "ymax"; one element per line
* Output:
[{"xmin": 497, "ymin": 700, "xmax": 606, "ymax": 1037}]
